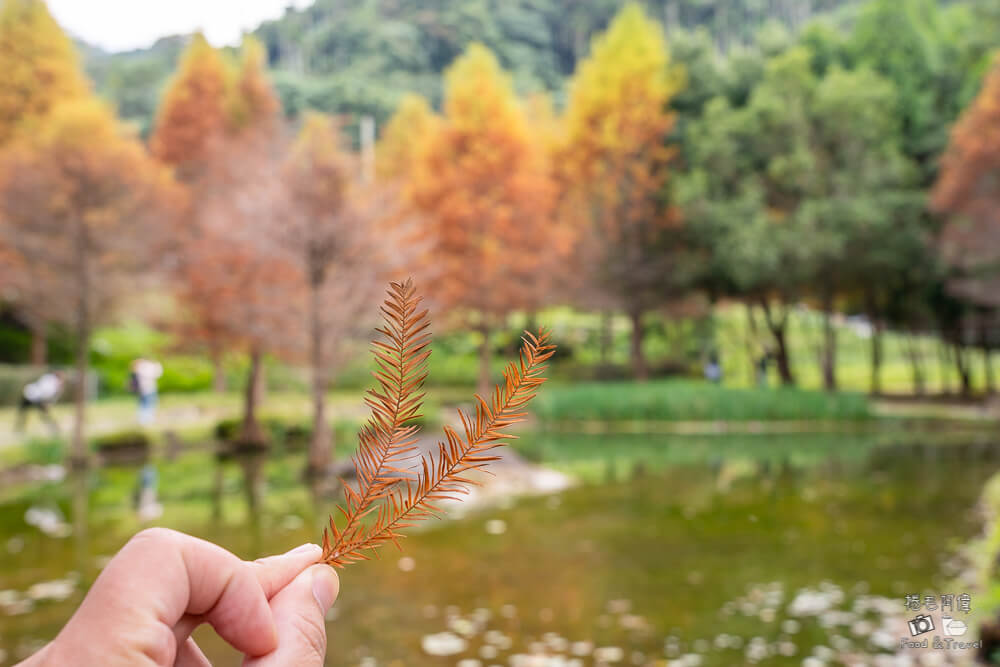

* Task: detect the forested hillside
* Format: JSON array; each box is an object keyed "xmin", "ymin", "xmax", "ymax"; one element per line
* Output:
[{"xmin": 81, "ymin": 0, "xmax": 865, "ymax": 135}]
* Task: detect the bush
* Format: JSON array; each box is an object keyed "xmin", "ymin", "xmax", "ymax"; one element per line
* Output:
[
  {"xmin": 93, "ymin": 429, "xmax": 151, "ymax": 465},
  {"xmin": 532, "ymin": 380, "xmax": 872, "ymax": 423},
  {"xmin": 92, "ymin": 430, "xmax": 151, "ymax": 450}
]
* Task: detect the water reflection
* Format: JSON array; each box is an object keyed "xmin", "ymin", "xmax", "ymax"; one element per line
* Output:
[{"xmin": 1, "ymin": 432, "xmax": 998, "ymax": 666}]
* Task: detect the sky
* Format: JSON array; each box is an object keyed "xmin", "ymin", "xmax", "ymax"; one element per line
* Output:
[{"xmin": 46, "ymin": 0, "xmax": 315, "ymax": 53}]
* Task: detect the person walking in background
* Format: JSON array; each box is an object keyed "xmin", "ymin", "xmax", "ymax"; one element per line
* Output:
[
  {"xmin": 757, "ymin": 351, "xmax": 770, "ymax": 388},
  {"xmin": 15, "ymin": 370, "xmax": 65, "ymax": 436},
  {"xmin": 130, "ymin": 358, "xmax": 163, "ymax": 425},
  {"xmin": 703, "ymin": 351, "xmax": 722, "ymax": 384}
]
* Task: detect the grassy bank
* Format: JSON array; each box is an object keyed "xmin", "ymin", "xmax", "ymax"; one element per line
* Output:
[{"xmin": 532, "ymin": 380, "xmax": 872, "ymax": 423}]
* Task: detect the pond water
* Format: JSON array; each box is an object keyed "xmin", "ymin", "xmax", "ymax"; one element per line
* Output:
[{"xmin": 0, "ymin": 429, "xmax": 996, "ymax": 666}]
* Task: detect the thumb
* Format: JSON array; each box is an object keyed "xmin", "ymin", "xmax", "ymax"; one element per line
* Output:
[{"xmin": 243, "ymin": 564, "xmax": 339, "ymax": 667}]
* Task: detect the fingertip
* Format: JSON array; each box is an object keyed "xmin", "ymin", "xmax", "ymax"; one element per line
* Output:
[
  {"xmin": 252, "ymin": 544, "xmax": 324, "ymax": 601},
  {"xmin": 310, "ymin": 565, "xmax": 339, "ymax": 613}
]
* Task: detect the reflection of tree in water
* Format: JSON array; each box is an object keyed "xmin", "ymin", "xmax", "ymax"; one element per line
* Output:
[
  {"xmin": 69, "ymin": 469, "xmax": 89, "ymax": 576},
  {"xmin": 211, "ymin": 451, "xmax": 269, "ymax": 552}
]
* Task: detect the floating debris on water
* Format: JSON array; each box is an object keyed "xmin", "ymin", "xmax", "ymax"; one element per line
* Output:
[
  {"xmin": 420, "ymin": 632, "xmax": 467, "ymax": 656},
  {"xmin": 593, "ymin": 646, "xmax": 624, "ymax": 663},
  {"xmin": 24, "ymin": 506, "xmax": 71, "ymax": 538},
  {"xmin": 5, "ymin": 536, "xmax": 23, "ymax": 554},
  {"xmin": 484, "ymin": 519, "xmax": 507, "ymax": 535},
  {"xmin": 607, "ymin": 599, "xmax": 631, "ymax": 614}
]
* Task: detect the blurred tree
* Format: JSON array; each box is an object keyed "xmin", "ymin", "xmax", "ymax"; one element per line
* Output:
[
  {"xmin": 803, "ymin": 65, "xmax": 924, "ymax": 393},
  {"xmin": 561, "ymin": 3, "xmax": 687, "ymax": 381},
  {"xmin": 680, "ymin": 47, "xmax": 923, "ymax": 390},
  {"xmin": 181, "ymin": 38, "xmax": 295, "ymax": 447},
  {"xmin": 149, "ymin": 35, "xmax": 234, "ymax": 391},
  {"xmin": 0, "ymin": 98, "xmax": 180, "ymax": 466},
  {"xmin": 0, "ymin": 0, "xmax": 90, "ymax": 364},
  {"xmin": 409, "ymin": 44, "xmax": 560, "ymax": 395},
  {"xmin": 149, "ymin": 33, "xmax": 233, "ymax": 183},
  {"xmin": 0, "ymin": 0, "xmax": 88, "ymax": 146},
  {"xmin": 375, "ymin": 93, "xmax": 437, "ymax": 182},
  {"xmin": 848, "ymin": 0, "xmax": 966, "ymax": 186},
  {"xmin": 933, "ymin": 56, "xmax": 1000, "ymax": 326},
  {"xmin": 280, "ymin": 112, "xmax": 380, "ymax": 475}
]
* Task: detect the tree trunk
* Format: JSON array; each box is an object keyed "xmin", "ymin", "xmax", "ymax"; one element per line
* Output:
[
  {"xmin": 211, "ymin": 351, "xmax": 226, "ymax": 393},
  {"xmin": 629, "ymin": 307, "xmax": 648, "ymax": 382},
  {"xmin": 478, "ymin": 325, "xmax": 492, "ymax": 397},
  {"xmin": 938, "ymin": 339, "xmax": 953, "ymax": 395},
  {"xmin": 759, "ymin": 298, "xmax": 795, "ymax": 386},
  {"xmin": 745, "ymin": 303, "xmax": 759, "ymax": 386},
  {"xmin": 820, "ymin": 289, "xmax": 837, "ymax": 391},
  {"xmin": 70, "ymin": 216, "xmax": 90, "ymax": 469},
  {"xmin": 70, "ymin": 326, "xmax": 90, "ymax": 468},
  {"xmin": 904, "ymin": 334, "xmax": 925, "ymax": 396},
  {"xmin": 30, "ymin": 323, "xmax": 47, "ymax": 366},
  {"xmin": 869, "ymin": 321, "xmax": 883, "ymax": 396},
  {"xmin": 985, "ymin": 348, "xmax": 995, "ymax": 395},
  {"xmin": 241, "ymin": 347, "xmax": 265, "ymax": 445},
  {"xmin": 954, "ymin": 344, "xmax": 972, "ymax": 397},
  {"xmin": 307, "ymin": 283, "xmax": 331, "ymax": 476},
  {"xmin": 772, "ymin": 326, "xmax": 794, "ymax": 386},
  {"xmin": 599, "ymin": 310, "xmax": 612, "ymax": 366}
]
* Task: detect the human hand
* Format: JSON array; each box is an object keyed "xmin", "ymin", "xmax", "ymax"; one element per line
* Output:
[{"xmin": 19, "ymin": 527, "xmax": 340, "ymax": 666}]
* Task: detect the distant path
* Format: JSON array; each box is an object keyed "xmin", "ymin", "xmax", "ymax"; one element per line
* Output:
[{"xmin": 0, "ymin": 391, "xmax": 371, "ymax": 453}]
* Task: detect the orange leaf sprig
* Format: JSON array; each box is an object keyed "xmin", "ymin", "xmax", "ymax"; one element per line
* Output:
[{"xmin": 321, "ymin": 279, "xmax": 556, "ymax": 567}]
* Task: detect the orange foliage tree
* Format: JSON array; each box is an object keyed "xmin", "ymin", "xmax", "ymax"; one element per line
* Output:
[
  {"xmin": 409, "ymin": 44, "xmax": 563, "ymax": 394},
  {"xmin": 149, "ymin": 33, "xmax": 232, "ymax": 183},
  {"xmin": 0, "ymin": 0, "xmax": 90, "ymax": 364},
  {"xmin": 933, "ymin": 56, "xmax": 1000, "ymax": 307},
  {"xmin": 376, "ymin": 93, "xmax": 438, "ymax": 183},
  {"xmin": 179, "ymin": 38, "xmax": 299, "ymax": 445},
  {"xmin": 148, "ymin": 34, "xmax": 237, "ymax": 388},
  {"xmin": 280, "ymin": 113, "xmax": 381, "ymax": 474},
  {"xmin": 0, "ymin": 98, "xmax": 180, "ymax": 465},
  {"xmin": 560, "ymin": 3, "xmax": 686, "ymax": 380}
]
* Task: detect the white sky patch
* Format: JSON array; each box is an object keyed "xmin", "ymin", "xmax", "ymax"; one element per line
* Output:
[{"xmin": 47, "ymin": 0, "xmax": 314, "ymax": 53}]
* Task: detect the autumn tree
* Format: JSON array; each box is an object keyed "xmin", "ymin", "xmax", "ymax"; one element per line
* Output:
[
  {"xmin": 0, "ymin": 98, "xmax": 179, "ymax": 466},
  {"xmin": 0, "ymin": 0, "xmax": 90, "ymax": 364},
  {"xmin": 560, "ymin": 3, "xmax": 687, "ymax": 381},
  {"xmin": 409, "ymin": 44, "xmax": 560, "ymax": 394},
  {"xmin": 149, "ymin": 33, "xmax": 232, "ymax": 183},
  {"xmin": 933, "ymin": 56, "xmax": 1000, "ymax": 394},
  {"xmin": 376, "ymin": 93, "xmax": 437, "ymax": 183},
  {"xmin": 280, "ymin": 113, "xmax": 380, "ymax": 475},
  {"xmin": 178, "ymin": 38, "xmax": 301, "ymax": 446}
]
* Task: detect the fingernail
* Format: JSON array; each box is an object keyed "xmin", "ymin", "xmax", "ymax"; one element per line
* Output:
[
  {"xmin": 286, "ymin": 543, "xmax": 322, "ymax": 558},
  {"xmin": 312, "ymin": 567, "xmax": 338, "ymax": 612}
]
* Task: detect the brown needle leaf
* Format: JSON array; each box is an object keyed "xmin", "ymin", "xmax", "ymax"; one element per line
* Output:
[{"xmin": 321, "ymin": 280, "xmax": 556, "ymax": 567}]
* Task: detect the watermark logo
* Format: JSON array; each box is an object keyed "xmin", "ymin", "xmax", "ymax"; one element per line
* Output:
[
  {"xmin": 941, "ymin": 615, "xmax": 968, "ymax": 637},
  {"xmin": 908, "ymin": 614, "xmax": 935, "ymax": 637},
  {"xmin": 898, "ymin": 593, "xmax": 979, "ymax": 652}
]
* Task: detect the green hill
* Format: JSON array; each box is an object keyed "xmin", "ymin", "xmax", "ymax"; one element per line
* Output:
[{"xmin": 79, "ymin": 0, "xmax": 864, "ymax": 136}]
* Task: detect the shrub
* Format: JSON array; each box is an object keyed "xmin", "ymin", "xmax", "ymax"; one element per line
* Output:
[
  {"xmin": 532, "ymin": 380, "xmax": 872, "ymax": 422},
  {"xmin": 93, "ymin": 429, "xmax": 151, "ymax": 465}
]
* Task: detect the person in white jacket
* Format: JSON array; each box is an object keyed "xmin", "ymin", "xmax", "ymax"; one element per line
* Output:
[
  {"xmin": 130, "ymin": 358, "xmax": 163, "ymax": 425},
  {"xmin": 15, "ymin": 371, "xmax": 65, "ymax": 435}
]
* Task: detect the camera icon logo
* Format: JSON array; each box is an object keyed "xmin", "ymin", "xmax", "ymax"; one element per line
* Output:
[{"xmin": 908, "ymin": 614, "xmax": 935, "ymax": 637}]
